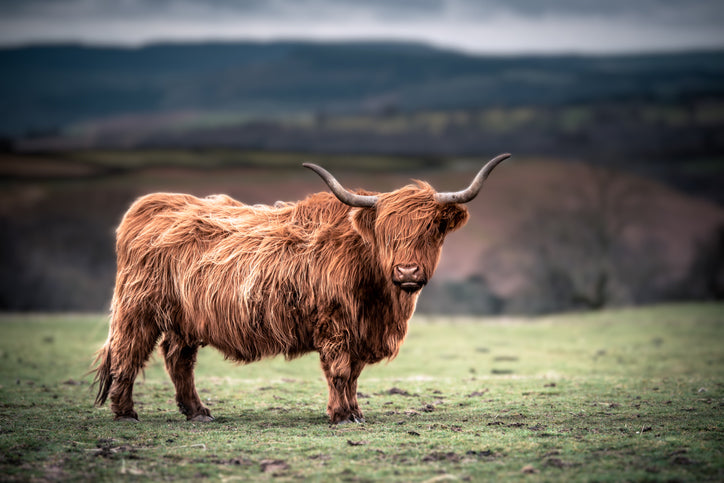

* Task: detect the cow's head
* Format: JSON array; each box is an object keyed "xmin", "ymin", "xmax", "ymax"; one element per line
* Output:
[{"xmin": 305, "ymin": 154, "xmax": 510, "ymax": 295}]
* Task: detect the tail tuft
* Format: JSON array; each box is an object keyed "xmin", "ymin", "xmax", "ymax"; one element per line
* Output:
[{"xmin": 91, "ymin": 345, "xmax": 113, "ymax": 406}]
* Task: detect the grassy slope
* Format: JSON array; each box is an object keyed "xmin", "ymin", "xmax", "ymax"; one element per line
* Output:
[
  {"xmin": 5, "ymin": 44, "xmax": 724, "ymax": 137},
  {"xmin": 0, "ymin": 304, "xmax": 722, "ymax": 481}
]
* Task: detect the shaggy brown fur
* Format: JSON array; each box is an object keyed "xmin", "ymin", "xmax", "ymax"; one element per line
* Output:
[{"xmin": 93, "ymin": 178, "xmax": 471, "ymax": 424}]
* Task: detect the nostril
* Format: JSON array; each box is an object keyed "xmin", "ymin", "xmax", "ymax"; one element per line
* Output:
[
  {"xmin": 396, "ymin": 265, "xmax": 419, "ymax": 276},
  {"xmin": 394, "ymin": 264, "xmax": 424, "ymax": 282}
]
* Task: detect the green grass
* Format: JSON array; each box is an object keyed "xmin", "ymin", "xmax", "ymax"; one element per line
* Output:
[{"xmin": 1, "ymin": 304, "xmax": 722, "ymax": 481}]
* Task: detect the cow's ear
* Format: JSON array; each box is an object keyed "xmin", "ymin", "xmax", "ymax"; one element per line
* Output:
[
  {"xmin": 438, "ymin": 204, "xmax": 469, "ymax": 234},
  {"xmin": 350, "ymin": 207, "xmax": 377, "ymax": 244}
]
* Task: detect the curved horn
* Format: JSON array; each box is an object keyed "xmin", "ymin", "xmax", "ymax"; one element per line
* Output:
[
  {"xmin": 303, "ymin": 163, "xmax": 378, "ymax": 208},
  {"xmin": 434, "ymin": 153, "xmax": 511, "ymax": 204}
]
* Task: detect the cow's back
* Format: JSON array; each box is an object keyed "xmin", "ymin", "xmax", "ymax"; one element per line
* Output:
[{"xmin": 117, "ymin": 193, "xmax": 241, "ymax": 250}]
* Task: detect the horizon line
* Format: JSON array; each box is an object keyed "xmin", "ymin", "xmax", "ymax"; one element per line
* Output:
[{"xmin": 2, "ymin": 37, "xmax": 723, "ymax": 58}]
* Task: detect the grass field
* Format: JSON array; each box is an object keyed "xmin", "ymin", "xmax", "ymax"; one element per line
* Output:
[{"xmin": 0, "ymin": 304, "xmax": 722, "ymax": 481}]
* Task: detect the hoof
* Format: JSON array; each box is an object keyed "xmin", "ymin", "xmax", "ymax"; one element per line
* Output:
[
  {"xmin": 332, "ymin": 415, "xmax": 365, "ymax": 425},
  {"xmin": 114, "ymin": 416, "xmax": 139, "ymax": 423},
  {"xmin": 190, "ymin": 414, "xmax": 214, "ymax": 422}
]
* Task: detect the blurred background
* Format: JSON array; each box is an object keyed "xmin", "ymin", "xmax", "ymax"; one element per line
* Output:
[{"xmin": 1, "ymin": 0, "xmax": 723, "ymax": 314}]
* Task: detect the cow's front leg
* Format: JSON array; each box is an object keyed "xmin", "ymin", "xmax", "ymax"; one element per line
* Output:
[
  {"xmin": 160, "ymin": 333, "xmax": 212, "ymax": 422},
  {"xmin": 345, "ymin": 360, "xmax": 365, "ymax": 423},
  {"xmin": 320, "ymin": 351, "xmax": 361, "ymax": 424}
]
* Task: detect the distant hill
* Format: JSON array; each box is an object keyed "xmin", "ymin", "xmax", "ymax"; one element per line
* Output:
[
  {"xmin": 2, "ymin": 41, "xmax": 724, "ymax": 137},
  {"xmin": 2, "ymin": 151, "xmax": 722, "ymax": 312}
]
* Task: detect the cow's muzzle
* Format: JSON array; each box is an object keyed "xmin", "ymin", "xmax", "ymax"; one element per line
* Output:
[{"xmin": 392, "ymin": 264, "xmax": 427, "ymax": 293}]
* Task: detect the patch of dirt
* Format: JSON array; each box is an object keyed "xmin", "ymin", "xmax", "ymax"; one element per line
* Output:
[
  {"xmin": 90, "ymin": 439, "xmax": 142, "ymax": 460},
  {"xmin": 419, "ymin": 404, "xmax": 435, "ymax": 413},
  {"xmin": 544, "ymin": 457, "xmax": 572, "ymax": 468},
  {"xmin": 260, "ymin": 459, "xmax": 289, "ymax": 474},
  {"xmin": 467, "ymin": 389, "xmax": 489, "ymax": 397},
  {"xmin": 671, "ymin": 456, "xmax": 698, "ymax": 466},
  {"xmin": 493, "ymin": 356, "xmax": 519, "ymax": 362},
  {"xmin": 669, "ymin": 449, "xmax": 698, "ymax": 466},
  {"xmin": 267, "ymin": 406, "xmax": 289, "ymax": 412},
  {"xmin": 465, "ymin": 450, "xmax": 499, "ymax": 461},
  {"xmin": 423, "ymin": 452, "xmax": 461, "ymax": 463},
  {"xmin": 386, "ymin": 387, "xmax": 413, "ymax": 396},
  {"xmin": 347, "ymin": 440, "xmax": 369, "ymax": 446},
  {"xmin": 211, "ymin": 456, "xmax": 253, "ymax": 466}
]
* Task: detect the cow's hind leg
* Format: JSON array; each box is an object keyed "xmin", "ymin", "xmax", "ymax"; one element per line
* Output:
[
  {"xmin": 160, "ymin": 332, "xmax": 213, "ymax": 422},
  {"xmin": 109, "ymin": 310, "xmax": 160, "ymax": 421}
]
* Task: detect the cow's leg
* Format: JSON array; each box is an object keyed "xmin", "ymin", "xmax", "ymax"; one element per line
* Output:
[
  {"xmin": 160, "ymin": 332, "xmax": 213, "ymax": 422},
  {"xmin": 320, "ymin": 351, "xmax": 361, "ymax": 424},
  {"xmin": 345, "ymin": 360, "xmax": 366, "ymax": 423},
  {"xmin": 109, "ymin": 310, "xmax": 160, "ymax": 421}
]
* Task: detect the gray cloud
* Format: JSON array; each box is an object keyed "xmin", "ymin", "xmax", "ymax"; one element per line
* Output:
[
  {"xmin": 0, "ymin": 0, "xmax": 722, "ymax": 53},
  {"xmin": 2, "ymin": 0, "xmax": 722, "ymax": 20}
]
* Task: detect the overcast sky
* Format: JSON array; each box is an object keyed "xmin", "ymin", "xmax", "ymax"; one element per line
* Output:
[{"xmin": 1, "ymin": 0, "xmax": 723, "ymax": 54}]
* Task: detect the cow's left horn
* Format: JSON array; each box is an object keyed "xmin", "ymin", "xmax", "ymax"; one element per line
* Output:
[
  {"xmin": 304, "ymin": 163, "xmax": 378, "ymax": 208},
  {"xmin": 434, "ymin": 153, "xmax": 511, "ymax": 204}
]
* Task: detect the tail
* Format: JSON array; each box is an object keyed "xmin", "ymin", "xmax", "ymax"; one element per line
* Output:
[{"xmin": 91, "ymin": 340, "xmax": 113, "ymax": 406}]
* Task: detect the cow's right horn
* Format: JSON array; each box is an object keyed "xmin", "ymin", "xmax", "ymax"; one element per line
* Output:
[
  {"xmin": 304, "ymin": 163, "xmax": 378, "ymax": 208},
  {"xmin": 434, "ymin": 153, "xmax": 511, "ymax": 204}
]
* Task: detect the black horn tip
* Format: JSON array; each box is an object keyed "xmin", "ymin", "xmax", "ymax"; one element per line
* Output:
[
  {"xmin": 434, "ymin": 152, "xmax": 511, "ymax": 204},
  {"xmin": 302, "ymin": 162, "xmax": 321, "ymax": 172},
  {"xmin": 488, "ymin": 152, "xmax": 512, "ymax": 169}
]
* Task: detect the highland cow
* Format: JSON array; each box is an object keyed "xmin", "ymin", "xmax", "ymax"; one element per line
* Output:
[{"xmin": 93, "ymin": 154, "xmax": 510, "ymax": 424}]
